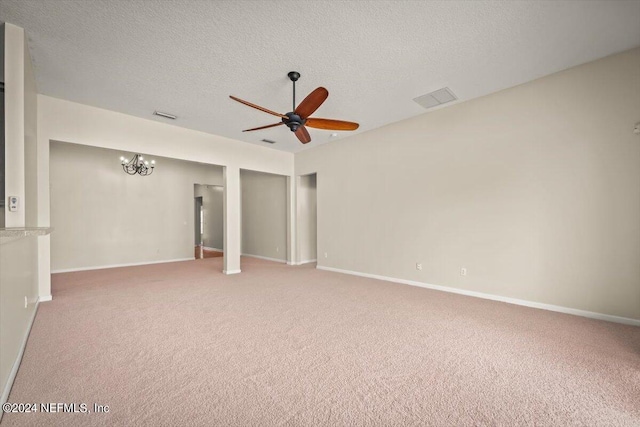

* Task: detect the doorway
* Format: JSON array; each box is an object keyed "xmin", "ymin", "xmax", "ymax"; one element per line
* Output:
[
  {"xmin": 194, "ymin": 196, "xmax": 203, "ymax": 258},
  {"xmin": 194, "ymin": 184, "xmax": 224, "ymax": 259},
  {"xmin": 297, "ymin": 173, "xmax": 317, "ymax": 264}
]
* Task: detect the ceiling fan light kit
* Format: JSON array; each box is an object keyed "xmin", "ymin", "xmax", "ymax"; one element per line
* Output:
[{"xmin": 229, "ymin": 71, "xmax": 359, "ymax": 144}]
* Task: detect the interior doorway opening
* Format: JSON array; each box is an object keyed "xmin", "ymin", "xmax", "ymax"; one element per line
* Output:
[
  {"xmin": 296, "ymin": 173, "xmax": 317, "ymax": 264},
  {"xmin": 194, "ymin": 184, "xmax": 224, "ymax": 259}
]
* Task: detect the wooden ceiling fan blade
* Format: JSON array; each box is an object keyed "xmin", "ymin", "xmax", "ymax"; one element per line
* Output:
[
  {"xmin": 295, "ymin": 126, "xmax": 311, "ymax": 144},
  {"xmin": 229, "ymin": 95, "xmax": 287, "ymax": 119},
  {"xmin": 242, "ymin": 122, "xmax": 284, "ymax": 132},
  {"xmin": 295, "ymin": 87, "xmax": 329, "ymax": 119},
  {"xmin": 305, "ymin": 118, "xmax": 359, "ymax": 131}
]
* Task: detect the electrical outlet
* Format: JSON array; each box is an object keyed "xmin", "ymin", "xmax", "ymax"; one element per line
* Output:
[
  {"xmin": 24, "ymin": 296, "xmax": 28, "ymax": 308},
  {"xmin": 324, "ymin": 252, "xmax": 328, "ymax": 258},
  {"xmin": 276, "ymin": 246, "xmax": 279, "ymax": 252},
  {"xmin": 9, "ymin": 196, "xmax": 19, "ymax": 212},
  {"xmin": 461, "ymin": 268, "xmax": 467, "ymax": 276},
  {"xmin": 416, "ymin": 263, "xmax": 422, "ymax": 271}
]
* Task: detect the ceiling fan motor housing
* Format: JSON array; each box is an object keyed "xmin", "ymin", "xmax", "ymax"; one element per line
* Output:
[{"xmin": 283, "ymin": 112, "xmax": 306, "ymax": 132}]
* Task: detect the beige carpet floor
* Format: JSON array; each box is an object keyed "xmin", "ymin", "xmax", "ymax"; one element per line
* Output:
[{"xmin": 2, "ymin": 257, "xmax": 639, "ymax": 426}]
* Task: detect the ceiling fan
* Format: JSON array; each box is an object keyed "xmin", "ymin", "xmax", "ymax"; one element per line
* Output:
[{"xmin": 229, "ymin": 71, "xmax": 359, "ymax": 144}]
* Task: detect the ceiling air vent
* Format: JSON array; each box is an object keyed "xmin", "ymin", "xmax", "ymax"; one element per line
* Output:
[
  {"xmin": 153, "ymin": 111, "xmax": 177, "ymax": 120},
  {"xmin": 413, "ymin": 87, "xmax": 457, "ymax": 110},
  {"xmin": 261, "ymin": 139, "xmax": 277, "ymax": 144}
]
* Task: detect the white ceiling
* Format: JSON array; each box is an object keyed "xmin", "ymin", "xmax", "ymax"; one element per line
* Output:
[{"xmin": 2, "ymin": 1, "xmax": 639, "ymax": 153}]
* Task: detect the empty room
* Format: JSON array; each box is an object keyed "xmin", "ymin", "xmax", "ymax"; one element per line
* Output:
[{"xmin": 0, "ymin": 1, "xmax": 639, "ymax": 426}]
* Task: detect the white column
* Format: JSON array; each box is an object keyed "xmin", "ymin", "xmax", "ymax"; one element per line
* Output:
[
  {"xmin": 223, "ymin": 165, "xmax": 241, "ymax": 274},
  {"xmin": 37, "ymin": 236, "xmax": 51, "ymax": 300},
  {"xmin": 36, "ymin": 102, "xmax": 52, "ymax": 299},
  {"xmin": 286, "ymin": 175, "xmax": 297, "ymax": 265},
  {"xmin": 4, "ymin": 24, "xmax": 26, "ymax": 227}
]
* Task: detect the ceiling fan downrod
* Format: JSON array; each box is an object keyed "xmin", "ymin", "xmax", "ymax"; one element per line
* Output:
[{"xmin": 288, "ymin": 71, "xmax": 300, "ymax": 112}]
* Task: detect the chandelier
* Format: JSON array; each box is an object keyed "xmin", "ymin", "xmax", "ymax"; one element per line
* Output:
[{"xmin": 120, "ymin": 154, "xmax": 155, "ymax": 176}]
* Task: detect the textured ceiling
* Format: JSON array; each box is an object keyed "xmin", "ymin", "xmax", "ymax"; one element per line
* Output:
[{"xmin": 2, "ymin": 1, "xmax": 639, "ymax": 153}]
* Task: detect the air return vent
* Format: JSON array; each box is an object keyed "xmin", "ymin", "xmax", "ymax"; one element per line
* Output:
[
  {"xmin": 413, "ymin": 87, "xmax": 457, "ymax": 110},
  {"xmin": 153, "ymin": 111, "xmax": 177, "ymax": 120},
  {"xmin": 261, "ymin": 139, "xmax": 276, "ymax": 144}
]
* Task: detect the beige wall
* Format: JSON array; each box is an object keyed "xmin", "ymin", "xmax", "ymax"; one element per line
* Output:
[
  {"xmin": 37, "ymin": 94, "xmax": 295, "ymax": 283},
  {"xmin": 0, "ymin": 23, "xmax": 4, "ymax": 228},
  {"xmin": 297, "ymin": 174, "xmax": 317, "ymax": 263},
  {"xmin": 23, "ymin": 32, "xmax": 37, "ymax": 227},
  {"xmin": 0, "ymin": 236, "xmax": 38, "ymax": 405},
  {"xmin": 241, "ymin": 169, "xmax": 287, "ymax": 262},
  {"xmin": 194, "ymin": 184, "xmax": 224, "ymax": 250},
  {"xmin": 50, "ymin": 142, "xmax": 223, "ymax": 271},
  {"xmin": 3, "ymin": 22, "xmax": 38, "ymax": 226},
  {"xmin": 3, "ymin": 23, "xmax": 24, "ymax": 227},
  {"xmin": 296, "ymin": 48, "xmax": 640, "ymax": 320},
  {"xmin": 0, "ymin": 23, "xmax": 40, "ymax": 406},
  {"xmin": 37, "ymin": 95, "xmax": 293, "ymax": 176}
]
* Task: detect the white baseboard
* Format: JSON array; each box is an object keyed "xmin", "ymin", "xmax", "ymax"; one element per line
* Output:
[
  {"xmin": 51, "ymin": 257, "xmax": 195, "ymax": 274},
  {"xmin": 241, "ymin": 253, "xmax": 287, "ymax": 264},
  {"xmin": 317, "ymin": 265, "xmax": 640, "ymax": 327},
  {"xmin": 223, "ymin": 269, "xmax": 241, "ymax": 275},
  {"xmin": 1, "ymin": 300, "xmax": 40, "ymax": 407},
  {"xmin": 39, "ymin": 294, "xmax": 52, "ymax": 302},
  {"xmin": 287, "ymin": 259, "xmax": 318, "ymax": 266}
]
